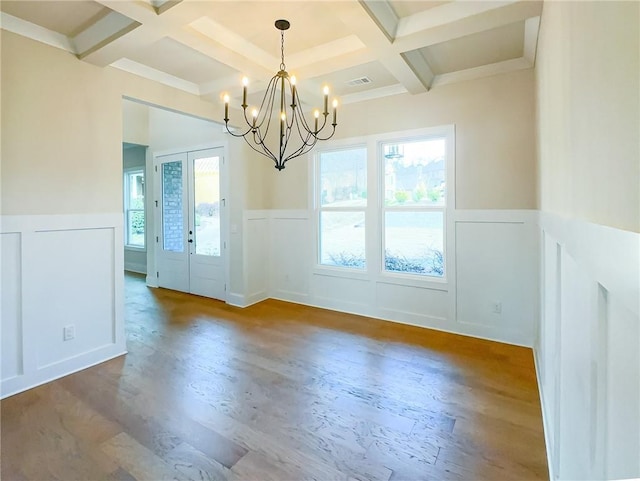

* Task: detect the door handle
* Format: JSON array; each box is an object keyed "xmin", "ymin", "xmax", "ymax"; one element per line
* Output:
[{"xmin": 188, "ymin": 239, "xmax": 193, "ymax": 243}]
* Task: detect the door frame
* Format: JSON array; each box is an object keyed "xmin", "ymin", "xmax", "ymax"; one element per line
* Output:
[{"xmin": 147, "ymin": 142, "xmax": 230, "ymax": 303}]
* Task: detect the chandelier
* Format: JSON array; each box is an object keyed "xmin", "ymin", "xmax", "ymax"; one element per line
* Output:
[{"xmin": 223, "ymin": 19, "xmax": 338, "ymax": 171}]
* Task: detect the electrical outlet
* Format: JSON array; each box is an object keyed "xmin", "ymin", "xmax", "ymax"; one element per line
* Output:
[
  {"xmin": 492, "ymin": 302, "xmax": 502, "ymax": 314},
  {"xmin": 63, "ymin": 325, "xmax": 75, "ymax": 341}
]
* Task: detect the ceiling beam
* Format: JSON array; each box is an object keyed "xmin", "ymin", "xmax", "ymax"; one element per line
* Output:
[
  {"xmin": 0, "ymin": 12, "xmax": 74, "ymax": 53},
  {"xmin": 393, "ymin": 1, "xmax": 543, "ymax": 54},
  {"xmin": 73, "ymin": 11, "xmax": 141, "ymax": 59},
  {"xmin": 335, "ymin": 0, "xmax": 428, "ymax": 94},
  {"xmin": 80, "ymin": 0, "xmax": 204, "ymax": 66}
]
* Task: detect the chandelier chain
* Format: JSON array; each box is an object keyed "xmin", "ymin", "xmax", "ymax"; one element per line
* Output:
[{"xmin": 280, "ymin": 30, "xmax": 286, "ymax": 71}]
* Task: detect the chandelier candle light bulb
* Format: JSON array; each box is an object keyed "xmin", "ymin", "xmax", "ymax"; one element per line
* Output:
[
  {"xmin": 323, "ymin": 86, "xmax": 329, "ymax": 114},
  {"xmin": 291, "ymin": 76, "xmax": 297, "ymax": 106},
  {"xmin": 242, "ymin": 77, "xmax": 248, "ymax": 108},
  {"xmin": 222, "ymin": 19, "xmax": 338, "ymax": 171}
]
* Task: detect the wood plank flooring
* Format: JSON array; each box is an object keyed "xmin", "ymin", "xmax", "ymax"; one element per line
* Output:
[{"xmin": 1, "ymin": 272, "xmax": 548, "ymax": 480}]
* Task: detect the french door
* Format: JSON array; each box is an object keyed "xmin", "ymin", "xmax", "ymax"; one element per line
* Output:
[{"xmin": 155, "ymin": 147, "xmax": 227, "ymax": 300}]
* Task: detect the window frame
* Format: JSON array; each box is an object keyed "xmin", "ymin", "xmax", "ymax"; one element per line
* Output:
[
  {"xmin": 124, "ymin": 167, "xmax": 146, "ymax": 251},
  {"xmin": 314, "ymin": 142, "xmax": 369, "ymax": 273},
  {"xmin": 312, "ymin": 125, "xmax": 455, "ymax": 289},
  {"xmin": 378, "ymin": 132, "xmax": 452, "ymax": 282}
]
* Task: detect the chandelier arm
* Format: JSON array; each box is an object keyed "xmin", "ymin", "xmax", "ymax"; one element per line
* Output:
[
  {"xmin": 283, "ymin": 116, "xmax": 318, "ymax": 159},
  {"xmin": 242, "ymin": 134, "xmax": 278, "ymax": 165},
  {"xmin": 248, "ymin": 113, "xmax": 281, "ymax": 166},
  {"xmin": 281, "ymin": 135, "xmax": 319, "ymax": 165},
  {"xmin": 290, "ymin": 89, "xmax": 316, "ymax": 135},
  {"xmin": 291, "ymin": 114, "xmax": 319, "ymax": 149},
  {"xmin": 250, "ymin": 77, "xmax": 278, "ymax": 153},
  {"xmin": 242, "ymin": 120, "xmax": 280, "ymax": 165},
  {"xmin": 247, "ymin": 131, "xmax": 280, "ymax": 165},
  {"xmin": 252, "ymin": 75, "xmax": 279, "ymax": 131},
  {"xmin": 224, "ymin": 121, "xmax": 260, "ymax": 138},
  {"xmin": 309, "ymin": 125, "xmax": 337, "ymax": 142}
]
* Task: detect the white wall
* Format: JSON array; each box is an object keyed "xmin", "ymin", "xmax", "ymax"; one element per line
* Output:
[
  {"xmin": 537, "ymin": 214, "xmax": 639, "ymax": 480},
  {"xmin": 1, "ymin": 214, "xmax": 126, "ymax": 398},
  {"xmin": 238, "ymin": 208, "xmax": 538, "ymax": 347},
  {"xmin": 535, "ymin": 2, "xmax": 640, "ymax": 479}
]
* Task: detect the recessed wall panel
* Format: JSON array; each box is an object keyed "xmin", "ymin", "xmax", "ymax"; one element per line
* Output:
[
  {"xmin": 1, "ymin": 232, "xmax": 23, "ymax": 380},
  {"xmin": 271, "ymin": 217, "xmax": 310, "ymax": 297},
  {"xmin": 456, "ymin": 222, "xmax": 535, "ymax": 333},
  {"xmin": 376, "ymin": 282, "xmax": 447, "ymax": 320},
  {"xmin": 32, "ymin": 228, "xmax": 115, "ymax": 368}
]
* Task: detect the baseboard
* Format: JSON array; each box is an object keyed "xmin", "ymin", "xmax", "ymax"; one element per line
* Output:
[
  {"xmin": 533, "ymin": 347, "xmax": 556, "ymax": 481},
  {"xmin": 1, "ymin": 346, "xmax": 127, "ymax": 399},
  {"xmin": 124, "ymin": 262, "xmax": 146, "ymax": 274}
]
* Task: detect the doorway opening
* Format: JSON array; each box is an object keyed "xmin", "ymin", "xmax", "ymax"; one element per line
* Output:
[
  {"xmin": 155, "ymin": 147, "xmax": 227, "ymax": 301},
  {"xmin": 122, "ymin": 97, "xmax": 230, "ymax": 303}
]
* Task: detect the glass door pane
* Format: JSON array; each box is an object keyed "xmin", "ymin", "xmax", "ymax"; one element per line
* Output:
[
  {"xmin": 162, "ymin": 160, "xmax": 184, "ymax": 252},
  {"xmin": 192, "ymin": 156, "xmax": 220, "ymax": 257}
]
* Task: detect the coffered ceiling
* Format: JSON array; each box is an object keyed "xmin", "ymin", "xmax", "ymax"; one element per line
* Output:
[{"xmin": 1, "ymin": 0, "xmax": 542, "ymax": 106}]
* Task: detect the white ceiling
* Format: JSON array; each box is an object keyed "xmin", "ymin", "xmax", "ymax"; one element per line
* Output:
[{"xmin": 1, "ymin": 0, "xmax": 542, "ymax": 107}]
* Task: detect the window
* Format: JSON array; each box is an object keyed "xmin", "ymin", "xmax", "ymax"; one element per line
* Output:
[
  {"xmin": 317, "ymin": 147, "xmax": 367, "ymax": 269},
  {"xmin": 315, "ymin": 126, "xmax": 453, "ymax": 279},
  {"xmin": 124, "ymin": 169, "xmax": 145, "ymax": 248},
  {"xmin": 382, "ymin": 138, "xmax": 446, "ymax": 277}
]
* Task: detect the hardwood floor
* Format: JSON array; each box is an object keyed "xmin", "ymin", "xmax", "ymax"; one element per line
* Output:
[{"xmin": 1, "ymin": 272, "xmax": 548, "ymax": 480}]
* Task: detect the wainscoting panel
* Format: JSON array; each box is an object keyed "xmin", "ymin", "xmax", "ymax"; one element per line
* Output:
[
  {"xmin": 536, "ymin": 212, "xmax": 640, "ymax": 480},
  {"xmin": 1, "ymin": 232, "xmax": 23, "ymax": 382},
  {"xmin": 375, "ymin": 282, "xmax": 448, "ymax": 326},
  {"xmin": 0, "ymin": 214, "xmax": 126, "ymax": 399},
  {"xmin": 270, "ymin": 212, "xmax": 311, "ymax": 303},
  {"xmin": 32, "ymin": 228, "xmax": 117, "ymax": 368},
  {"xmin": 455, "ymin": 211, "xmax": 538, "ymax": 346},
  {"xmin": 312, "ymin": 273, "xmax": 373, "ymax": 315},
  {"xmin": 243, "ymin": 209, "xmax": 538, "ymax": 347},
  {"xmin": 235, "ymin": 211, "xmax": 269, "ymax": 307}
]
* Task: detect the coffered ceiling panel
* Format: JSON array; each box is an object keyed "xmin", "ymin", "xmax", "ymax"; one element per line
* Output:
[
  {"xmin": 418, "ymin": 20, "xmax": 525, "ymax": 75},
  {"xmin": 204, "ymin": 1, "xmax": 352, "ymax": 56},
  {"xmin": 125, "ymin": 37, "xmax": 238, "ymax": 84},
  {"xmin": 1, "ymin": 0, "xmax": 543, "ymax": 104},
  {"xmin": 312, "ymin": 61, "xmax": 399, "ymax": 97},
  {"xmin": 0, "ymin": 0, "xmax": 108, "ymax": 37}
]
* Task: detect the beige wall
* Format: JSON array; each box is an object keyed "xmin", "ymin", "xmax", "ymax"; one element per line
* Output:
[
  {"xmin": 1, "ymin": 31, "xmax": 122, "ymax": 215},
  {"xmin": 123, "ymin": 100, "xmax": 149, "ymax": 147},
  {"xmin": 536, "ymin": 1, "xmax": 640, "ymax": 232},
  {"xmin": 266, "ymin": 68, "xmax": 537, "ymax": 210},
  {"xmin": 1, "ymin": 30, "xmax": 266, "ymax": 216}
]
